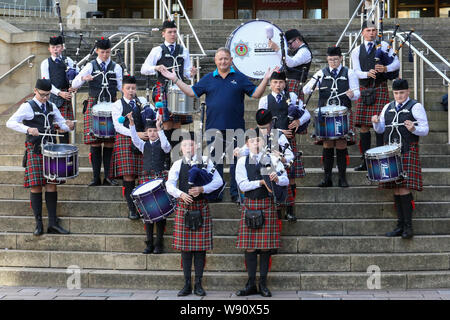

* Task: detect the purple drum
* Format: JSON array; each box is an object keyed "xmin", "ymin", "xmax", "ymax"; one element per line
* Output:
[
  {"xmin": 131, "ymin": 179, "xmax": 175, "ymax": 223},
  {"xmin": 365, "ymin": 145, "xmax": 404, "ymax": 182},
  {"xmin": 91, "ymin": 102, "xmax": 115, "ymax": 138},
  {"xmin": 43, "ymin": 144, "xmax": 79, "ymax": 182}
]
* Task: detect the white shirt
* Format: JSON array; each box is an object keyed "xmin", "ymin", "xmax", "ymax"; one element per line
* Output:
[
  {"xmin": 112, "ymin": 96, "xmax": 149, "ymax": 137},
  {"xmin": 239, "ymin": 130, "xmax": 294, "ymax": 164},
  {"xmin": 71, "ymin": 57, "xmax": 123, "ymax": 90},
  {"xmin": 6, "ymin": 97, "xmax": 70, "ymax": 134},
  {"xmin": 258, "ymin": 91, "xmax": 311, "ymax": 126},
  {"xmin": 166, "ymin": 155, "xmax": 224, "ymax": 199},
  {"xmin": 129, "ymin": 124, "xmax": 171, "ymax": 155},
  {"xmin": 303, "ymin": 65, "xmax": 361, "ymax": 101},
  {"xmin": 350, "ymin": 40, "xmax": 400, "ymax": 79},
  {"xmin": 40, "ymin": 55, "xmax": 78, "ymax": 96},
  {"xmin": 277, "ymin": 43, "xmax": 312, "ymax": 69},
  {"xmin": 372, "ymin": 98, "xmax": 429, "ymax": 136},
  {"xmin": 235, "ymin": 151, "xmax": 289, "ymax": 192},
  {"xmin": 140, "ymin": 41, "xmax": 192, "ymax": 79}
]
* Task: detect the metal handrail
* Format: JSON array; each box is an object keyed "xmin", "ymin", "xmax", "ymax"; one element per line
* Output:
[
  {"xmin": 0, "ymin": 54, "xmax": 35, "ymax": 83},
  {"xmin": 408, "ymin": 33, "xmax": 450, "ymax": 70}
]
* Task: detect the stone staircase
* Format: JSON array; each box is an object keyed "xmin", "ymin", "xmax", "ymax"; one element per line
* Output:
[{"xmin": 0, "ymin": 17, "xmax": 449, "ymax": 291}]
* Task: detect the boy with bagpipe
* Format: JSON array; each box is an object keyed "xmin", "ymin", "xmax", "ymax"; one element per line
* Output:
[
  {"xmin": 126, "ymin": 108, "xmax": 172, "ymax": 254},
  {"xmin": 371, "ymin": 79, "xmax": 429, "ymax": 239},
  {"xmin": 235, "ymin": 121, "xmax": 290, "ymax": 297},
  {"xmin": 40, "ymin": 35, "xmax": 78, "ymax": 144},
  {"xmin": 165, "ymin": 131, "xmax": 223, "ymax": 297},
  {"xmin": 257, "ymin": 70, "xmax": 309, "ymax": 221},
  {"xmin": 72, "ymin": 37, "xmax": 123, "ymax": 186},
  {"xmin": 6, "ymin": 79, "xmax": 74, "ymax": 235}
]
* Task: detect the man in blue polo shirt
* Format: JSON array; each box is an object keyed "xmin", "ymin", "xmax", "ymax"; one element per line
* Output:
[{"xmin": 160, "ymin": 47, "xmax": 274, "ymax": 202}]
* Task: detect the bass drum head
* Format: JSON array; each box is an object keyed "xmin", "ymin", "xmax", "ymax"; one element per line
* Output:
[
  {"xmin": 226, "ymin": 20, "xmax": 285, "ymax": 79},
  {"xmin": 366, "ymin": 145, "xmax": 400, "ymax": 157},
  {"xmin": 92, "ymin": 102, "xmax": 113, "ymax": 115},
  {"xmin": 43, "ymin": 144, "xmax": 78, "ymax": 156},
  {"xmin": 132, "ymin": 179, "xmax": 163, "ymax": 196},
  {"xmin": 314, "ymin": 105, "xmax": 348, "ymax": 116}
]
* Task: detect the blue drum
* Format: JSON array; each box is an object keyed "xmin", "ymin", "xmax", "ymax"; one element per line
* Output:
[
  {"xmin": 365, "ymin": 145, "xmax": 404, "ymax": 182},
  {"xmin": 91, "ymin": 102, "xmax": 115, "ymax": 138},
  {"xmin": 131, "ymin": 179, "xmax": 175, "ymax": 223},
  {"xmin": 313, "ymin": 105, "xmax": 349, "ymax": 140}
]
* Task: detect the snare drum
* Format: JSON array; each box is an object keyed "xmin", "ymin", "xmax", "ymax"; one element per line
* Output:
[
  {"xmin": 226, "ymin": 20, "xmax": 285, "ymax": 79},
  {"xmin": 313, "ymin": 105, "xmax": 349, "ymax": 139},
  {"xmin": 91, "ymin": 102, "xmax": 115, "ymax": 138},
  {"xmin": 365, "ymin": 145, "xmax": 404, "ymax": 182},
  {"xmin": 167, "ymin": 85, "xmax": 198, "ymax": 115},
  {"xmin": 131, "ymin": 179, "xmax": 175, "ymax": 223},
  {"xmin": 43, "ymin": 144, "xmax": 79, "ymax": 182}
]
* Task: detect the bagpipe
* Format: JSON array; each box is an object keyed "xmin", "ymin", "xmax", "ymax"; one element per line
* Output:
[
  {"xmin": 187, "ymin": 103, "xmax": 226, "ymax": 201},
  {"xmin": 285, "ymin": 90, "xmax": 310, "ymax": 134}
]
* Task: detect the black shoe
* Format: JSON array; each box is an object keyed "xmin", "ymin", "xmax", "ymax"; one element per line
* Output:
[
  {"xmin": 128, "ymin": 211, "xmax": 139, "ymax": 220},
  {"xmin": 142, "ymin": 241, "xmax": 154, "ymax": 254},
  {"xmin": 88, "ymin": 178, "xmax": 102, "ymax": 186},
  {"xmin": 259, "ymin": 283, "xmax": 272, "ymax": 297},
  {"xmin": 386, "ymin": 228, "xmax": 403, "ymax": 237},
  {"xmin": 401, "ymin": 227, "xmax": 413, "ymax": 239},
  {"xmin": 318, "ymin": 178, "xmax": 333, "ymax": 188},
  {"xmin": 47, "ymin": 224, "xmax": 69, "ymax": 234},
  {"xmin": 194, "ymin": 279, "xmax": 206, "ymax": 296},
  {"xmin": 235, "ymin": 283, "xmax": 258, "ymax": 296},
  {"xmin": 338, "ymin": 177, "xmax": 349, "ymax": 188},
  {"xmin": 153, "ymin": 246, "xmax": 163, "ymax": 254},
  {"xmin": 285, "ymin": 206, "xmax": 297, "ymax": 222},
  {"xmin": 33, "ymin": 221, "xmax": 44, "ymax": 236},
  {"xmin": 103, "ymin": 178, "xmax": 118, "ymax": 186},
  {"xmin": 354, "ymin": 162, "xmax": 367, "ymax": 171},
  {"xmin": 177, "ymin": 280, "xmax": 192, "ymax": 296}
]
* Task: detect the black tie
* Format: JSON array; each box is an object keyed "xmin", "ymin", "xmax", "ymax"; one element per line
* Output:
[
  {"xmin": 41, "ymin": 102, "xmax": 47, "ymax": 114},
  {"xmin": 331, "ymin": 69, "xmax": 338, "ymax": 78},
  {"xmin": 396, "ymin": 103, "xmax": 403, "ymax": 112},
  {"xmin": 169, "ymin": 44, "xmax": 175, "ymax": 55},
  {"xmin": 129, "ymin": 100, "xmax": 136, "ymax": 110},
  {"xmin": 367, "ymin": 42, "xmax": 373, "ymax": 54},
  {"xmin": 101, "ymin": 61, "xmax": 106, "ymax": 72},
  {"xmin": 276, "ymin": 94, "xmax": 282, "ymax": 104}
]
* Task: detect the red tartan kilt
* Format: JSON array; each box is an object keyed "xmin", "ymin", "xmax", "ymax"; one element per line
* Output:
[
  {"xmin": 172, "ymin": 199, "xmax": 213, "ymax": 251},
  {"xmin": 355, "ymin": 82, "xmax": 390, "ymax": 127},
  {"xmin": 110, "ymin": 134, "xmax": 143, "ymax": 179},
  {"xmin": 236, "ymin": 197, "xmax": 280, "ymax": 250},
  {"xmin": 138, "ymin": 170, "xmax": 168, "ymax": 185},
  {"xmin": 83, "ymin": 96, "xmax": 115, "ymax": 145},
  {"xmin": 281, "ymin": 183, "xmax": 295, "ymax": 207},
  {"xmin": 286, "ymin": 136, "xmax": 306, "ymax": 179},
  {"xmin": 314, "ymin": 107, "xmax": 357, "ymax": 146},
  {"xmin": 286, "ymin": 79, "xmax": 305, "ymax": 101},
  {"xmin": 24, "ymin": 142, "xmax": 64, "ymax": 188},
  {"xmin": 58, "ymin": 100, "xmax": 74, "ymax": 121},
  {"xmin": 379, "ymin": 143, "xmax": 423, "ymax": 191}
]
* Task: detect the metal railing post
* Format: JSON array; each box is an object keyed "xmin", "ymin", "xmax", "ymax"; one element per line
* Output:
[
  {"xmin": 154, "ymin": 0, "xmax": 158, "ymax": 19},
  {"xmin": 399, "ymin": 43, "xmax": 403, "ymax": 79},
  {"xmin": 387, "ymin": 0, "xmax": 391, "ymax": 18},
  {"xmin": 71, "ymin": 93, "xmax": 76, "ymax": 144},
  {"xmin": 196, "ymin": 56, "xmax": 200, "ymax": 82},
  {"xmin": 124, "ymin": 39, "xmax": 129, "ymax": 73},
  {"xmin": 420, "ymin": 51, "xmax": 425, "ymax": 106},
  {"xmin": 413, "ymin": 51, "xmax": 418, "ymax": 100},
  {"xmin": 448, "ymin": 84, "xmax": 450, "ymax": 144},
  {"xmin": 130, "ymin": 38, "xmax": 135, "ymax": 76}
]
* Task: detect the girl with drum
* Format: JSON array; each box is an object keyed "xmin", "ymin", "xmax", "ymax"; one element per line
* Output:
[
  {"xmin": 235, "ymin": 131, "xmax": 289, "ymax": 298},
  {"xmin": 166, "ymin": 132, "xmax": 223, "ymax": 297},
  {"xmin": 126, "ymin": 111, "xmax": 172, "ymax": 254},
  {"xmin": 303, "ymin": 46, "xmax": 360, "ymax": 188},
  {"xmin": 6, "ymin": 79, "xmax": 74, "ymax": 235},
  {"xmin": 72, "ymin": 37, "xmax": 123, "ymax": 187},
  {"xmin": 371, "ymin": 79, "xmax": 429, "ymax": 239}
]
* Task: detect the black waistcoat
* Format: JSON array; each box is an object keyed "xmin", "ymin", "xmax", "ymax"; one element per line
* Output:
[
  {"xmin": 156, "ymin": 44, "xmax": 185, "ymax": 83},
  {"xmin": 23, "ymin": 100, "xmax": 55, "ymax": 146},
  {"xmin": 143, "ymin": 140, "xmax": 166, "ymax": 173},
  {"xmin": 358, "ymin": 43, "xmax": 389, "ymax": 87},
  {"xmin": 244, "ymin": 155, "xmax": 269, "ymax": 200},
  {"xmin": 318, "ymin": 67, "xmax": 352, "ymax": 108},
  {"xmin": 267, "ymin": 92, "xmax": 289, "ymax": 130},
  {"xmin": 178, "ymin": 160, "xmax": 204, "ymax": 200},
  {"xmin": 286, "ymin": 44, "xmax": 312, "ymax": 82},
  {"xmin": 383, "ymin": 99, "xmax": 420, "ymax": 154},
  {"xmin": 88, "ymin": 60, "xmax": 118, "ymax": 101}
]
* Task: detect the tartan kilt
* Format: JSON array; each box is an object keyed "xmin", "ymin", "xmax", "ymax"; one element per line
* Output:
[
  {"xmin": 83, "ymin": 96, "xmax": 115, "ymax": 145},
  {"xmin": 355, "ymin": 82, "xmax": 390, "ymax": 127},
  {"xmin": 314, "ymin": 107, "xmax": 357, "ymax": 146},
  {"xmin": 379, "ymin": 143, "xmax": 423, "ymax": 192},
  {"xmin": 58, "ymin": 99, "xmax": 74, "ymax": 120},
  {"xmin": 287, "ymin": 136, "xmax": 306, "ymax": 179},
  {"xmin": 281, "ymin": 184, "xmax": 295, "ymax": 207},
  {"xmin": 138, "ymin": 170, "xmax": 168, "ymax": 185},
  {"xmin": 172, "ymin": 199, "xmax": 213, "ymax": 251},
  {"xmin": 286, "ymin": 79, "xmax": 305, "ymax": 101},
  {"xmin": 236, "ymin": 197, "xmax": 280, "ymax": 250},
  {"xmin": 23, "ymin": 142, "xmax": 64, "ymax": 188},
  {"xmin": 110, "ymin": 134, "xmax": 143, "ymax": 179}
]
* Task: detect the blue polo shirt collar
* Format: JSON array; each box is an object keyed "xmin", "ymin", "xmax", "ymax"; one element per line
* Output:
[{"xmin": 213, "ymin": 66, "xmax": 236, "ymax": 77}]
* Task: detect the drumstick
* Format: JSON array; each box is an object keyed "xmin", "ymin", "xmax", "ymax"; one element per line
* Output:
[
  {"xmin": 385, "ymin": 121, "xmax": 418, "ymax": 127},
  {"xmin": 333, "ymin": 88, "xmax": 360, "ymax": 98},
  {"xmin": 39, "ymin": 133, "xmax": 64, "ymax": 137}
]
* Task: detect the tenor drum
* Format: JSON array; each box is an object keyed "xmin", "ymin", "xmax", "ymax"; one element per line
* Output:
[
  {"xmin": 131, "ymin": 179, "xmax": 175, "ymax": 223},
  {"xmin": 167, "ymin": 85, "xmax": 198, "ymax": 115},
  {"xmin": 365, "ymin": 145, "xmax": 404, "ymax": 182},
  {"xmin": 91, "ymin": 102, "xmax": 115, "ymax": 138},
  {"xmin": 313, "ymin": 105, "xmax": 349, "ymax": 139},
  {"xmin": 43, "ymin": 144, "xmax": 79, "ymax": 182},
  {"xmin": 225, "ymin": 20, "xmax": 286, "ymax": 79}
]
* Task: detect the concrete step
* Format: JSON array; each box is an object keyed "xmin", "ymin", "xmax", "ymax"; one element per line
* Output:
[
  {"xmin": 0, "ymin": 200, "xmax": 449, "ymax": 220},
  {"xmin": 1, "ymin": 266, "xmax": 450, "ymax": 290},
  {"xmin": 0, "ymin": 250, "xmax": 448, "ymax": 273},
  {"xmin": 1, "ymin": 215, "xmax": 449, "ymax": 237},
  {"xmin": 1, "ymin": 232, "xmax": 450, "ymax": 254}
]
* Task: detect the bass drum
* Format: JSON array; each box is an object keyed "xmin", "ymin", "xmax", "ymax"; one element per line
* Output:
[{"xmin": 225, "ymin": 20, "xmax": 286, "ymax": 79}]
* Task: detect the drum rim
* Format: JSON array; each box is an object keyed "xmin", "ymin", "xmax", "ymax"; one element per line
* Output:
[
  {"xmin": 131, "ymin": 178, "xmax": 164, "ymax": 196},
  {"xmin": 365, "ymin": 145, "xmax": 401, "ymax": 157},
  {"xmin": 43, "ymin": 144, "xmax": 79, "ymax": 156},
  {"xmin": 226, "ymin": 19, "xmax": 285, "ymax": 80},
  {"xmin": 314, "ymin": 105, "xmax": 348, "ymax": 116}
]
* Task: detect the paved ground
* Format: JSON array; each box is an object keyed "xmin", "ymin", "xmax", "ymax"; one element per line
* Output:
[{"xmin": 1, "ymin": 286, "xmax": 450, "ymax": 300}]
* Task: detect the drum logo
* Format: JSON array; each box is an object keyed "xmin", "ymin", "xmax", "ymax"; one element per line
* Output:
[
  {"xmin": 381, "ymin": 162, "xmax": 390, "ymax": 179},
  {"xmin": 234, "ymin": 41, "xmax": 250, "ymax": 58}
]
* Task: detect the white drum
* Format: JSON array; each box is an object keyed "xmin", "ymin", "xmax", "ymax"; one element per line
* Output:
[
  {"xmin": 167, "ymin": 85, "xmax": 198, "ymax": 115},
  {"xmin": 226, "ymin": 20, "xmax": 286, "ymax": 79}
]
